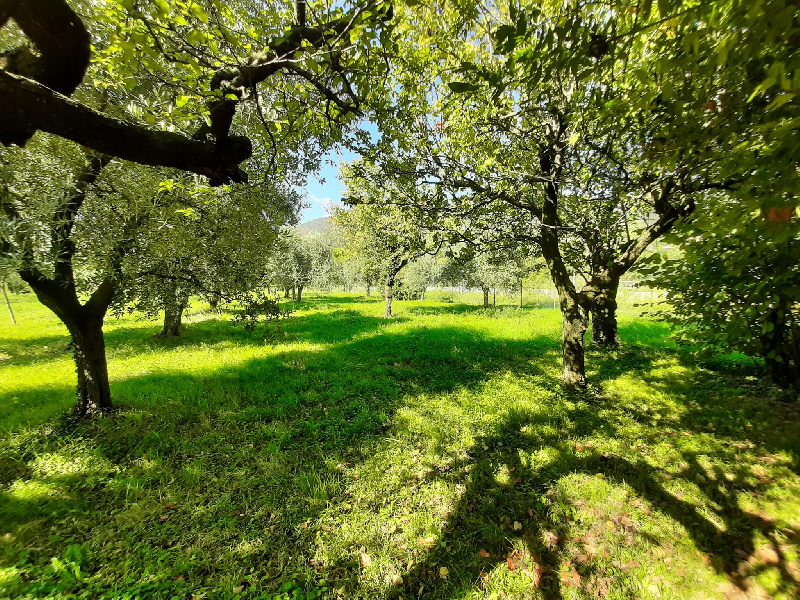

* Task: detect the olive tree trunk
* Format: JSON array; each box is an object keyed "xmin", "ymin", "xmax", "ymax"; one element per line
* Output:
[
  {"xmin": 157, "ymin": 281, "xmax": 186, "ymax": 338},
  {"xmin": 591, "ymin": 278, "xmax": 620, "ymax": 348},
  {"xmin": 68, "ymin": 315, "xmax": 112, "ymax": 416},
  {"xmin": 384, "ymin": 258, "xmax": 408, "ymax": 318},
  {"xmin": 296, "ymin": 284, "xmax": 304, "ymax": 302},
  {"xmin": 559, "ymin": 292, "xmax": 589, "ymax": 387},
  {"xmin": 483, "ymin": 286, "xmax": 490, "ymax": 308},
  {"xmin": 159, "ymin": 302, "xmax": 184, "ymax": 338}
]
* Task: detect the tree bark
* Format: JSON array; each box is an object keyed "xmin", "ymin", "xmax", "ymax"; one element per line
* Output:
[
  {"xmin": 560, "ymin": 293, "xmax": 589, "ymax": 388},
  {"xmin": 284, "ymin": 287, "xmax": 290, "ymax": 298},
  {"xmin": 159, "ymin": 302, "xmax": 184, "ymax": 338},
  {"xmin": 296, "ymin": 285, "xmax": 304, "ymax": 302},
  {"xmin": 68, "ymin": 315, "xmax": 112, "ymax": 417},
  {"xmin": 483, "ymin": 286, "xmax": 490, "ymax": 308},
  {"xmin": 384, "ymin": 258, "xmax": 408, "ymax": 318},
  {"xmin": 157, "ymin": 280, "xmax": 185, "ymax": 338},
  {"xmin": 366, "ymin": 282, "xmax": 371, "ymax": 297},
  {"xmin": 591, "ymin": 277, "xmax": 620, "ymax": 348},
  {"xmin": 21, "ymin": 273, "xmax": 116, "ymax": 416},
  {"xmin": 208, "ymin": 296, "xmax": 219, "ymax": 311}
]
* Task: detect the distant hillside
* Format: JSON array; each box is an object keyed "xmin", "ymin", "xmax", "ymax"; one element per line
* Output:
[{"xmin": 296, "ymin": 216, "xmax": 331, "ymax": 236}]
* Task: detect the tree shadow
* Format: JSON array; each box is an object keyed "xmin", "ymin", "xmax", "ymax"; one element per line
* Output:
[
  {"xmin": 391, "ymin": 389, "xmax": 800, "ymax": 599},
  {"xmin": 2, "ymin": 316, "xmax": 799, "ymax": 598}
]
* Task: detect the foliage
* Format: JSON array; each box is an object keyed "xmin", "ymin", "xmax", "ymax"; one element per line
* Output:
[
  {"xmin": 651, "ymin": 203, "xmax": 800, "ymax": 387},
  {"xmin": 231, "ymin": 290, "xmax": 294, "ymax": 336},
  {"xmin": 2, "ymin": 293, "xmax": 800, "ymax": 599}
]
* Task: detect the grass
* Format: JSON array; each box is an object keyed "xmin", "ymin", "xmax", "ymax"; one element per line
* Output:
[{"xmin": 1, "ymin": 291, "xmax": 799, "ymax": 600}]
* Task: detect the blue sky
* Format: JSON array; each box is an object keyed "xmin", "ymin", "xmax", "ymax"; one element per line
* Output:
[
  {"xmin": 300, "ymin": 124, "xmax": 377, "ymax": 223},
  {"xmin": 300, "ymin": 149, "xmax": 351, "ymax": 222}
]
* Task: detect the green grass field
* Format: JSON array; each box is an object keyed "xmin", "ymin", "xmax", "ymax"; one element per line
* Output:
[{"xmin": 1, "ymin": 292, "xmax": 799, "ymax": 599}]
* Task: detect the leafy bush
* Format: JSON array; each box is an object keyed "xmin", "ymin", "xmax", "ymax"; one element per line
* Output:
[
  {"xmin": 231, "ymin": 291, "xmax": 294, "ymax": 337},
  {"xmin": 652, "ymin": 208, "xmax": 799, "ymax": 388}
]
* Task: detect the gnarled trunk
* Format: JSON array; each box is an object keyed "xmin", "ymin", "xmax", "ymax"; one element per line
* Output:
[
  {"xmin": 591, "ymin": 279, "xmax": 620, "ymax": 348},
  {"xmin": 158, "ymin": 281, "xmax": 185, "ymax": 338},
  {"xmin": 208, "ymin": 296, "xmax": 219, "ymax": 312},
  {"xmin": 384, "ymin": 274, "xmax": 395, "ymax": 318},
  {"xmin": 384, "ymin": 258, "xmax": 408, "ymax": 318},
  {"xmin": 296, "ymin": 285, "xmax": 304, "ymax": 302},
  {"xmin": 483, "ymin": 286, "xmax": 490, "ymax": 308},
  {"xmin": 159, "ymin": 302, "xmax": 184, "ymax": 338},
  {"xmin": 68, "ymin": 316, "xmax": 112, "ymax": 417},
  {"xmin": 366, "ymin": 283, "xmax": 371, "ymax": 297},
  {"xmin": 560, "ymin": 293, "xmax": 589, "ymax": 388},
  {"xmin": 284, "ymin": 287, "xmax": 290, "ymax": 298}
]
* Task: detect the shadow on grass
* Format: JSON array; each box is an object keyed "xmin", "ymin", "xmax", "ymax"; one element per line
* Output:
[
  {"xmin": 389, "ymin": 391, "xmax": 800, "ymax": 599},
  {"xmin": 2, "ymin": 316, "xmax": 799, "ymax": 599}
]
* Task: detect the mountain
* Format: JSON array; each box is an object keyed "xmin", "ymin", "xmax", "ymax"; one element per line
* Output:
[{"xmin": 295, "ymin": 216, "xmax": 331, "ymax": 236}]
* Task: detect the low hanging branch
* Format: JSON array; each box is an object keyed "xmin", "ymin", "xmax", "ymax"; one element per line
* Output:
[{"xmin": 0, "ymin": 0, "xmax": 390, "ymax": 185}]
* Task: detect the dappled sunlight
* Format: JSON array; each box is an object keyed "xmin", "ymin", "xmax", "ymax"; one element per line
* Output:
[{"xmin": 1, "ymin": 294, "xmax": 799, "ymax": 598}]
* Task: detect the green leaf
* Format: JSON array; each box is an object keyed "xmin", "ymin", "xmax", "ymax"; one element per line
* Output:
[
  {"xmin": 190, "ymin": 2, "xmax": 209, "ymax": 23},
  {"xmin": 657, "ymin": 0, "xmax": 671, "ymax": 17},
  {"xmin": 447, "ymin": 82, "xmax": 479, "ymax": 93},
  {"xmin": 153, "ymin": 0, "xmax": 169, "ymax": 15},
  {"xmin": 748, "ymin": 77, "xmax": 777, "ymax": 101},
  {"xmin": 175, "ymin": 95, "xmax": 190, "ymax": 108},
  {"xmin": 766, "ymin": 93, "xmax": 795, "ymax": 110}
]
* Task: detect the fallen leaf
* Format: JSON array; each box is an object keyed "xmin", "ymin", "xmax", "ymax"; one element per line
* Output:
[
  {"xmin": 562, "ymin": 566, "xmax": 581, "ymax": 587},
  {"xmin": 159, "ymin": 515, "xmax": 168, "ymax": 521},
  {"xmin": 359, "ymin": 552, "xmax": 372, "ymax": 568},
  {"xmin": 418, "ymin": 536, "xmax": 436, "ymax": 546},
  {"xmin": 321, "ymin": 525, "xmax": 331, "ymax": 532},
  {"xmin": 439, "ymin": 567, "xmax": 449, "ymax": 579},
  {"xmin": 507, "ymin": 558, "xmax": 516, "ymax": 570},
  {"xmin": 620, "ymin": 516, "xmax": 634, "ymax": 528},
  {"xmin": 513, "ymin": 521, "xmax": 523, "ymax": 531},
  {"xmin": 301, "ymin": 522, "xmax": 308, "ymax": 529},
  {"xmin": 233, "ymin": 586, "xmax": 244, "ymax": 594},
  {"xmin": 480, "ymin": 549, "xmax": 490, "ymax": 558}
]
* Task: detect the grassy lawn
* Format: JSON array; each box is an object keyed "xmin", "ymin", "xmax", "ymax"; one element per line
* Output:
[{"xmin": 1, "ymin": 292, "xmax": 799, "ymax": 599}]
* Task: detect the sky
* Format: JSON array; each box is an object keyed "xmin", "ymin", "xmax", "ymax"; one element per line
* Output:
[
  {"xmin": 300, "ymin": 124, "xmax": 377, "ymax": 223},
  {"xmin": 300, "ymin": 148, "xmax": 359, "ymax": 223}
]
